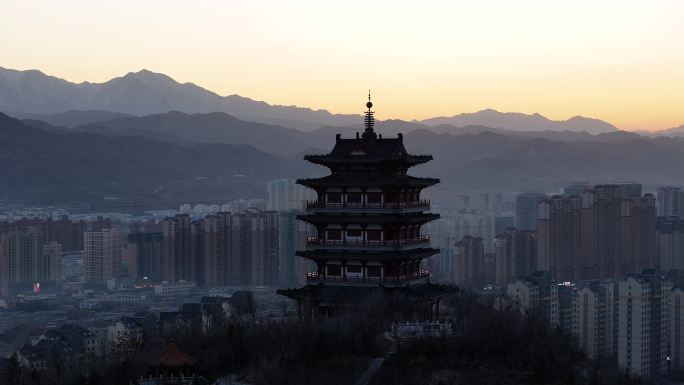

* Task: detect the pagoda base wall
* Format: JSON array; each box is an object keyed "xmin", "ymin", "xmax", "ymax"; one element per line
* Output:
[{"xmin": 277, "ymin": 283, "xmax": 449, "ymax": 321}]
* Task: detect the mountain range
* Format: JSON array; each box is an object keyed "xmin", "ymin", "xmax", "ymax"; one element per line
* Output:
[
  {"xmin": 423, "ymin": 109, "xmax": 618, "ymax": 134},
  {"xmin": 2, "ymin": 108, "xmax": 684, "ymax": 211},
  {"xmin": 0, "ymin": 112, "xmax": 316, "ymax": 211},
  {"xmin": 0, "ymin": 66, "xmax": 642, "ymax": 134},
  {"xmin": 44, "ymin": 111, "xmax": 641, "ymax": 156},
  {"xmin": 3, "ymin": 66, "xmax": 684, "ymax": 211},
  {"xmin": 0, "ymin": 67, "xmax": 359, "ymax": 130}
]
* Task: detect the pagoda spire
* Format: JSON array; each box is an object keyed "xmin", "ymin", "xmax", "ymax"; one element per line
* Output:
[{"xmin": 362, "ymin": 90, "xmax": 377, "ymax": 140}]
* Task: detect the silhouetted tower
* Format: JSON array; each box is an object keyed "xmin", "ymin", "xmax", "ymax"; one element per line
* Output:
[{"xmin": 278, "ymin": 94, "xmax": 445, "ymax": 319}]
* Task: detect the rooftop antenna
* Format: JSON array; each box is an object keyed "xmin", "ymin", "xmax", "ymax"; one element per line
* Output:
[{"xmin": 362, "ymin": 90, "xmax": 377, "ymax": 140}]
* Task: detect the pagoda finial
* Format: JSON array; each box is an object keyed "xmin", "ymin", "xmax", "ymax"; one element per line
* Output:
[{"xmin": 362, "ymin": 90, "xmax": 377, "ymax": 140}]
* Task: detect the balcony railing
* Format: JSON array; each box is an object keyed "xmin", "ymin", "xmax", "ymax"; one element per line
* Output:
[
  {"xmin": 306, "ymin": 200, "xmax": 430, "ymax": 210},
  {"xmin": 306, "ymin": 235, "xmax": 430, "ymax": 248},
  {"xmin": 306, "ymin": 270, "xmax": 430, "ymax": 284}
]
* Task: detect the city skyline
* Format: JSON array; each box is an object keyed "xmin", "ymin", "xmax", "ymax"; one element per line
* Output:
[{"xmin": 2, "ymin": 1, "xmax": 683, "ymax": 131}]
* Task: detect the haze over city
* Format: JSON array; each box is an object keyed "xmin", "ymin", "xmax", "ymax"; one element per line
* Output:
[{"xmin": 2, "ymin": 0, "xmax": 684, "ymax": 131}]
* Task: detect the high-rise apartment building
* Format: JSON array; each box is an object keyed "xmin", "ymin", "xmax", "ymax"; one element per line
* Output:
[
  {"xmin": 163, "ymin": 214, "xmax": 193, "ymax": 282},
  {"xmin": 573, "ymin": 281, "xmax": 616, "ymax": 359},
  {"xmin": 127, "ymin": 232, "xmax": 164, "ymax": 281},
  {"xmin": 42, "ymin": 242, "xmax": 62, "ymax": 284},
  {"xmin": 657, "ymin": 186, "xmax": 682, "ymax": 217},
  {"xmin": 84, "ymin": 228, "xmax": 122, "ymax": 285},
  {"xmin": 494, "ymin": 228, "xmax": 537, "ymax": 285},
  {"xmin": 0, "ymin": 216, "xmax": 90, "ymax": 253},
  {"xmin": 620, "ymin": 194, "xmax": 657, "ymax": 274},
  {"xmin": 267, "ymin": 179, "xmax": 315, "ymax": 212},
  {"xmin": 423, "ymin": 218, "xmax": 454, "ymax": 283},
  {"xmin": 537, "ymin": 195, "xmax": 583, "ymax": 281},
  {"xmin": 656, "ymin": 217, "xmax": 684, "ymax": 271},
  {"xmin": 201, "ymin": 212, "xmax": 233, "ymax": 288},
  {"xmin": 671, "ymin": 286, "xmax": 684, "ymax": 372},
  {"xmin": 515, "ymin": 192, "xmax": 547, "ymax": 231},
  {"xmin": 172, "ymin": 210, "xmax": 281, "ymax": 288},
  {"xmin": 451, "ymin": 235, "xmax": 484, "ymax": 287},
  {"xmin": 616, "ymin": 271, "xmax": 671, "ymax": 379},
  {"xmin": 238, "ymin": 210, "xmax": 279, "ymax": 286},
  {"xmin": 537, "ymin": 186, "xmax": 656, "ymax": 281},
  {"xmin": 451, "ymin": 212, "xmax": 494, "ymax": 252},
  {"xmin": 506, "ymin": 271, "xmax": 559, "ymax": 327},
  {"xmin": 0, "ymin": 228, "xmax": 62, "ymax": 296},
  {"xmin": 278, "ymin": 210, "xmax": 311, "ymax": 287}
]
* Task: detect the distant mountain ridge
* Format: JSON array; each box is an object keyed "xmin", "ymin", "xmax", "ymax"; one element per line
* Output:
[
  {"xmin": 6, "ymin": 109, "xmax": 684, "ymax": 213},
  {"xmin": 421, "ymin": 108, "xmax": 618, "ymax": 134},
  {"xmin": 1, "ymin": 66, "xmax": 621, "ymax": 132},
  {"xmin": 9, "ymin": 110, "xmax": 135, "ymax": 128},
  {"xmin": 0, "ymin": 67, "xmax": 360, "ymax": 130},
  {"xmin": 0, "ymin": 111, "xmax": 313, "ymax": 211},
  {"xmin": 69, "ymin": 111, "xmax": 325, "ymax": 155}
]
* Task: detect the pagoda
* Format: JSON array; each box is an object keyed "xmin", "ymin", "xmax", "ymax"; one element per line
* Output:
[{"xmin": 278, "ymin": 93, "xmax": 443, "ymax": 319}]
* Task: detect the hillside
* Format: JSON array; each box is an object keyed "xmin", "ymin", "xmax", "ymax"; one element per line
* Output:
[{"xmin": 0, "ymin": 112, "xmax": 316, "ymax": 211}]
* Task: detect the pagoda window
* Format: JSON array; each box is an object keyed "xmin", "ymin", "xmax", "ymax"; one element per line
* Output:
[
  {"xmin": 347, "ymin": 266, "xmax": 362, "ymax": 274},
  {"xmin": 367, "ymin": 192, "xmax": 382, "ymax": 204},
  {"xmin": 385, "ymin": 191, "xmax": 397, "ymax": 204},
  {"xmin": 327, "ymin": 229, "xmax": 342, "ymax": 240},
  {"xmin": 327, "ymin": 265, "xmax": 342, "ymax": 276},
  {"xmin": 367, "ymin": 266, "xmax": 382, "ymax": 278},
  {"xmin": 367, "ymin": 229, "xmax": 382, "ymax": 241},
  {"xmin": 346, "ymin": 192, "xmax": 362, "ymax": 203},
  {"xmin": 346, "ymin": 229, "xmax": 362, "ymax": 239},
  {"xmin": 327, "ymin": 192, "xmax": 342, "ymax": 203}
]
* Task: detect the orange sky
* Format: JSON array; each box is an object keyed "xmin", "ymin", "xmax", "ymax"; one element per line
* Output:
[{"xmin": 1, "ymin": 0, "xmax": 683, "ymax": 131}]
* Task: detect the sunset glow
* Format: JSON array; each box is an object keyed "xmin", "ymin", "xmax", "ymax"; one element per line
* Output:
[{"xmin": 2, "ymin": 0, "xmax": 683, "ymax": 131}]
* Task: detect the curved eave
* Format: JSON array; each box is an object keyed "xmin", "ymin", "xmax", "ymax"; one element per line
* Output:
[
  {"xmin": 303, "ymin": 155, "xmax": 432, "ymax": 167},
  {"xmin": 295, "ymin": 247, "xmax": 440, "ymax": 261},
  {"xmin": 297, "ymin": 177, "xmax": 440, "ymax": 189},
  {"xmin": 277, "ymin": 283, "xmax": 450, "ymax": 302},
  {"xmin": 296, "ymin": 213, "xmax": 440, "ymax": 225}
]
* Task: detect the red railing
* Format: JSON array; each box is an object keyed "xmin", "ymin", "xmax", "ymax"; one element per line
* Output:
[
  {"xmin": 306, "ymin": 270, "xmax": 429, "ymax": 283},
  {"xmin": 306, "ymin": 235, "xmax": 430, "ymax": 248},
  {"xmin": 306, "ymin": 200, "xmax": 430, "ymax": 210}
]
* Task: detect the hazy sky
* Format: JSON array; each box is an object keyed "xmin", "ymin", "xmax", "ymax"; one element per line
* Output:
[{"xmin": 2, "ymin": 0, "xmax": 683, "ymax": 131}]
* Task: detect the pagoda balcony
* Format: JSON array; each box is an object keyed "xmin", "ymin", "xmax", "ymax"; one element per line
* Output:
[
  {"xmin": 306, "ymin": 270, "xmax": 430, "ymax": 287},
  {"xmin": 305, "ymin": 200, "xmax": 430, "ymax": 213},
  {"xmin": 306, "ymin": 235, "xmax": 430, "ymax": 250}
]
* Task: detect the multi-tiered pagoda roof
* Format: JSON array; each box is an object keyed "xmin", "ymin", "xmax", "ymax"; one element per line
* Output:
[{"xmin": 278, "ymin": 93, "xmax": 447, "ymax": 319}]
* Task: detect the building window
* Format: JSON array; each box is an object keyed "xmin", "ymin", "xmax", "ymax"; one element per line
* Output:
[
  {"xmin": 347, "ymin": 192, "xmax": 362, "ymax": 203},
  {"xmin": 327, "ymin": 265, "xmax": 341, "ymax": 276},
  {"xmin": 347, "ymin": 229, "xmax": 362, "ymax": 238},
  {"xmin": 367, "ymin": 266, "xmax": 381, "ymax": 277},
  {"xmin": 367, "ymin": 193, "xmax": 382, "ymax": 204},
  {"xmin": 327, "ymin": 193, "xmax": 342, "ymax": 203},
  {"xmin": 367, "ymin": 230, "xmax": 382, "ymax": 241}
]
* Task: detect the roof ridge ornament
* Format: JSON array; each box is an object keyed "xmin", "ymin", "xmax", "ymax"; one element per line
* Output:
[{"xmin": 362, "ymin": 90, "xmax": 377, "ymax": 141}]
